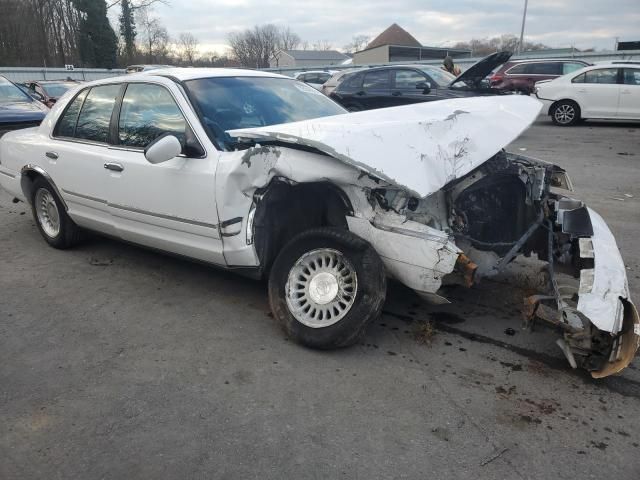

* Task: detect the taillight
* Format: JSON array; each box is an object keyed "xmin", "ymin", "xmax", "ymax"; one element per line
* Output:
[{"xmin": 489, "ymin": 73, "xmax": 504, "ymax": 84}]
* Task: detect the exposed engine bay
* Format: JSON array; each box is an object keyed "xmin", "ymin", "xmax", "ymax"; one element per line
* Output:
[{"xmin": 364, "ymin": 151, "xmax": 639, "ymax": 377}]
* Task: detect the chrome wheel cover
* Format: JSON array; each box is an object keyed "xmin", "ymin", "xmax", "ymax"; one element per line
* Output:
[
  {"xmin": 35, "ymin": 188, "xmax": 60, "ymax": 238},
  {"xmin": 555, "ymin": 104, "xmax": 575, "ymax": 124},
  {"xmin": 286, "ymin": 248, "xmax": 358, "ymax": 328}
]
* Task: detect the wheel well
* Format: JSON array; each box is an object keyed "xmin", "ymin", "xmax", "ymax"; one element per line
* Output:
[
  {"xmin": 252, "ymin": 180, "xmax": 353, "ymax": 274},
  {"xmin": 20, "ymin": 170, "xmax": 41, "ymax": 204},
  {"xmin": 550, "ymin": 99, "xmax": 581, "ymax": 116}
]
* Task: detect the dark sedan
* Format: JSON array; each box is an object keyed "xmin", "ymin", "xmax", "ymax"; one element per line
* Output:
[
  {"xmin": 329, "ymin": 51, "xmax": 511, "ymax": 111},
  {"xmin": 0, "ymin": 76, "xmax": 48, "ymax": 137}
]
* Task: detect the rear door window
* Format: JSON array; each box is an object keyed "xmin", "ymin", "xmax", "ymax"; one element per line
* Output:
[
  {"xmin": 394, "ymin": 69, "xmax": 427, "ymax": 89},
  {"xmin": 75, "ymin": 84, "xmax": 121, "ymax": 143},
  {"xmin": 118, "ymin": 83, "xmax": 187, "ymax": 148},
  {"xmin": 583, "ymin": 68, "xmax": 619, "ymax": 84},
  {"xmin": 363, "ymin": 70, "xmax": 390, "ymax": 89}
]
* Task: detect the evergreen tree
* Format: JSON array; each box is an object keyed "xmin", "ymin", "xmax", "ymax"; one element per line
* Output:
[
  {"xmin": 73, "ymin": 0, "xmax": 118, "ymax": 68},
  {"xmin": 119, "ymin": 0, "xmax": 136, "ymax": 61}
]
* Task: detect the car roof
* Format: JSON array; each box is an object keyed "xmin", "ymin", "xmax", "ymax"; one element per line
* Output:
[
  {"xmin": 115, "ymin": 67, "xmax": 288, "ymax": 83},
  {"xmin": 507, "ymin": 58, "xmax": 589, "ymax": 64}
]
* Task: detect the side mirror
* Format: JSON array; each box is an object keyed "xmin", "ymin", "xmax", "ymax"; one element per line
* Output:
[
  {"xmin": 32, "ymin": 92, "xmax": 45, "ymax": 102},
  {"xmin": 416, "ymin": 81, "xmax": 431, "ymax": 94},
  {"xmin": 144, "ymin": 134, "xmax": 182, "ymax": 164}
]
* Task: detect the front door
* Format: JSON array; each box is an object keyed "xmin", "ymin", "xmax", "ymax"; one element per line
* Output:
[
  {"xmin": 106, "ymin": 82, "xmax": 224, "ymax": 265},
  {"xmin": 575, "ymin": 68, "xmax": 620, "ymax": 118},
  {"xmin": 391, "ymin": 68, "xmax": 440, "ymax": 105}
]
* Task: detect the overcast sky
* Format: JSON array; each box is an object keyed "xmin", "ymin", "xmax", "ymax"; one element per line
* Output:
[{"xmin": 147, "ymin": 0, "xmax": 639, "ymax": 53}]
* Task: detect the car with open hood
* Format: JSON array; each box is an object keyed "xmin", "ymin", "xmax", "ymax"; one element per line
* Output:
[
  {"xmin": 0, "ymin": 75, "xmax": 49, "ymax": 137},
  {"xmin": 329, "ymin": 51, "xmax": 512, "ymax": 111},
  {"xmin": 23, "ymin": 80, "xmax": 81, "ymax": 108},
  {"xmin": 0, "ymin": 68, "xmax": 637, "ymax": 378}
]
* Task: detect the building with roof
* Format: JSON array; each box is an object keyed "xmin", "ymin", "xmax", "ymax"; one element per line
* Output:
[
  {"xmin": 270, "ymin": 50, "xmax": 350, "ymax": 68},
  {"xmin": 353, "ymin": 23, "xmax": 470, "ymax": 65}
]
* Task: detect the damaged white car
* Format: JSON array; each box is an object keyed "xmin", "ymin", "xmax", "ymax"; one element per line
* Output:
[{"xmin": 0, "ymin": 69, "xmax": 637, "ymax": 377}]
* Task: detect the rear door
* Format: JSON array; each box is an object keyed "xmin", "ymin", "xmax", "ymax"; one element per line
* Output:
[
  {"xmin": 391, "ymin": 68, "xmax": 439, "ymax": 104},
  {"xmin": 48, "ymin": 83, "xmax": 122, "ymax": 235},
  {"xmin": 360, "ymin": 70, "xmax": 392, "ymax": 109},
  {"xmin": 573, "ymin": 68, "xmax": 620, "ymax": 118},
  {"xmin": 106, "ymin": 81, "xmax": 224, "ymax": 265},
  {"xmin": 619, "ymin": 68, "xmax": 640, "ymax": 119}
]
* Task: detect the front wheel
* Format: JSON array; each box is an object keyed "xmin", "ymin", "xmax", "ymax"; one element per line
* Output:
[
  {"xmin": 30, "ymin": 177, "xmax": 83, "ymax": 249},
  {"xmin": 268, "ymin": 228, "xmax": 386, "ymax": 349},
  {"xmin": 551, "ymin": 100, "xmax": 581, "ymax": 126}
]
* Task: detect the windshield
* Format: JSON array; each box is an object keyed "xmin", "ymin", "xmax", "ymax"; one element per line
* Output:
[
  {"xmin": 0, "ymin": 77, "xmax": 33, "ymax": 103},
  {"xmin": 417, "ymin": 67, "xmax": 456, "ymax": 87},
  {"xmin": 184, "ymin": 76, "xmax": 346, "ymax": 149},
  {"xmin": 41, "ymin": 82, "xmax": 75, "ymax": 98}
]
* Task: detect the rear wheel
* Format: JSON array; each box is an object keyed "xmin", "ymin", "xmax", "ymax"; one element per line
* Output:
[
  {"xmin": 551, "ymin": 100, "xmax": 580, "ymax": 126},
  {"xmin": 30, "ymin": 177, "xmax": 83, "ymax": 249},
  {"xmin": 268, "ymin": 228, "xmax": 386, "ymax": 349}
]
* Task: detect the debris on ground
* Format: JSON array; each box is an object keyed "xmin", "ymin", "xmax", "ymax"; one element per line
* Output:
[{"xmin": 413, "ymin": 321, "xmax": 436, "ymax": 345}]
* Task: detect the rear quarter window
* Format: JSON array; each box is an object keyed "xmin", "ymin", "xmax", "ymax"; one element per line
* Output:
[{"xmin": 53, "ymin": 88, "xmax": 89, "ymax": 138}]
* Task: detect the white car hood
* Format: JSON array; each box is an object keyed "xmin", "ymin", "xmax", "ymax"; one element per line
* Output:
[{"xmin": 228, "ymin": 95, "xmax": 542, "ymax": 198}]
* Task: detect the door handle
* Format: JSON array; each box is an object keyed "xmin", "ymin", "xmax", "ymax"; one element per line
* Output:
[
  {"xmin": 45, "ymin": 151, "xmax": 58, "ymax": 160},
  {"xmin": 104, "ymin": 162, "xmax": 124, "ymax": 172},
  {"xmin": 621, "ymin": 90, "xmax": 631, "ymax": 94},
  {"xmin": 355, "ymin": 91, "xmax": 366, "ymax": 96},
  {"xmin": 577, "ymin": 89, "xmax": 587, "ymax": 93},
  {"xmin": 392, "ymin": 91, "xmax": 402, "ymax": 96}
]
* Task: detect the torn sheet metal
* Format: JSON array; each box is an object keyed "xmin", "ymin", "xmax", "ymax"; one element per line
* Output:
[
  {"xmin": 228, "ymin": 96, "xmax": 542, "ymax": 198},
  {"xmin": 346, "ymin": 215, "xmax": 461, "ymax": 295},
  {"xmin": 576, "ymin": 207, "xmax": 630, "ymax": 333}
]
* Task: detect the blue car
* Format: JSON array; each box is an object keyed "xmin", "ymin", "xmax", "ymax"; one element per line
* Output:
[{"xmin": 0, "ymin": 75, "xmax": 49, "ymax": 137}]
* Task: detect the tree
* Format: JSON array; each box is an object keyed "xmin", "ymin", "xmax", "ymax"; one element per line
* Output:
[
  {"xmin": 119, "ymin": 0, "xmax": 136, "ymax": 61},
  {"xmin": 453, "ymin": 34, "xmax": 549, "ymax": 56},
  {"xmin": 343, "ymin": 35, "xmax": 369, "ymax": 53},
  {"xmin": 312, "ymin": 40, "xmax": 333, "ymax": 51},
  {"xmin": 228, "ymin": 24, "xmax": 302, "ymax": 68},
  {"xmin": 278, "ymin": 26, "xmax": 300, "ymax": 51},
  {"xmin": 137, "ymin": 6, "xmax": 169, "ymax": 62},
  {"xmin": 73, "ymin": 0, "xmax": 118, "ymax": 68},
  {"xmin": 177, "ymin": 32, "xmax": 199, "ymax": 65}
]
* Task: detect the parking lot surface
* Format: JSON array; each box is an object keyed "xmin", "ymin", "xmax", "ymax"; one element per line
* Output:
[{"xmin": 1, "ymin": 116, "xmax": 640, "ymax": 479}]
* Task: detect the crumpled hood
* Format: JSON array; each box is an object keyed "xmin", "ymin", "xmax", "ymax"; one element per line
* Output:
[{"xmin": 228, "ymin": 95, "xmax": 543, "ymax": 198}]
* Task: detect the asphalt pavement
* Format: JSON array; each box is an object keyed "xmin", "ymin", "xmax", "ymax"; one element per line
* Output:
[{"xmin": 1, "ymin": 116, "xmax": 639, "ymax": 479}]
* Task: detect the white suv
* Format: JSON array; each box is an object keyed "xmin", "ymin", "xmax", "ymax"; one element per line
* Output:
[{"xmin": 535, "ymin": 61, "xmax": 640, "ymax": 125}]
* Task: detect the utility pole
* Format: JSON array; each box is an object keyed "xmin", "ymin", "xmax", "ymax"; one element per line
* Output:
[{"xmin": 518, "ymin": 0, "xmax": 529, "ymax": 55}]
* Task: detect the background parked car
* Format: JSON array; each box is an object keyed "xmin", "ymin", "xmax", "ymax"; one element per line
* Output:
[
  {"xmin": 0, "ymin": 75, "xmax": 48, "ymax": 137},
  {"xmin": 294, "ymin": 70, "xmax": 336, "ymax": 90},
  {"xmin": 535, "ymin": 61, "xmax": 640, "ymax": 125},
  {"xmin": 490, "ymin": 58, "xmax": 590, "ymax": 94},
  {"xmin": 329, "ymin": 51, "xmax": 511, "ymax": 111},
  {"xmin": 321, "ymin": 69, "xmax": 359, "ymax": 96},
  {"xmin": 23, "ymin": 80, "xmax": 80, "ymax": 108},
  {"xmin": 125, "ymin": 64, "xmax": 174, "ymax": 74}
]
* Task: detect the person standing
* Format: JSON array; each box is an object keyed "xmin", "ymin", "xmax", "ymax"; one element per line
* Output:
[{"xmin": 442, "ymin": 56, "xmax": 461, "ymax": 76}]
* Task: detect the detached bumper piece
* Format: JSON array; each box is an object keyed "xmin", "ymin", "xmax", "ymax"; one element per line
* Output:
[{"xmin": 524, "ymin": 199, "xmax": 640, "ymax": 377}]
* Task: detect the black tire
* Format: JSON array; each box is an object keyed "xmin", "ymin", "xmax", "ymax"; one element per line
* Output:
[
  {"xmin": 268, "ymin": 227, "xmax": 386, "ymax": 349},
  {"xmin": 551, "ymin": 100, "xmax": 581, "ymax": 126},
  {"xmin": 30, "ymin": 177, "xmax": 83, "ymax": 249}
]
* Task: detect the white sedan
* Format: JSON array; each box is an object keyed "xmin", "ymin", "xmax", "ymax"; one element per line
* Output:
[
  {"xmin": 0, "ymin": 68, "xmax": 637, "ymax": 376},
  {"xmin": 535, "ymin": 61, "xmax": 640, "ymax": 125}
]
